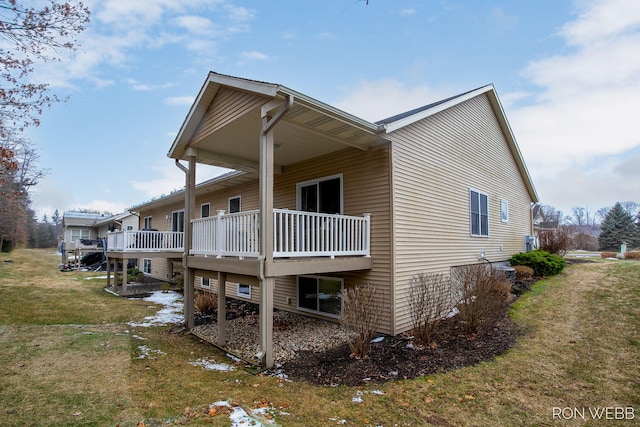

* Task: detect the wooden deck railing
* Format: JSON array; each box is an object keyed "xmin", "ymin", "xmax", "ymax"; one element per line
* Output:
[
  {"xmin": 106, "ymin": 230, "xmax": 184, "ymax": 252},
  {"xmin": 191, "ymin": 209, "xmax": 371, "ymax": 258}
]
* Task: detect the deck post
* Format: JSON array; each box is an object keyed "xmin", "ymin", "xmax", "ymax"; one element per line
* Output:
[
  {"xmin": 258, "ymin": 103, "xmax": 280, "ymax": 369},
  {"xmin": 121, "ymin": 258, "xmax": 127, "ymax": 295},
  {"xmin": 184, "ymin": 154, "xmax": 196, "ymax": 330},
  {"xmin": 217, "ymin": 271, "xmax": 227, "ymax": 346},
  {"xmin": 106, "ymin": 257, "xmax": 111, "ymax": 288}
]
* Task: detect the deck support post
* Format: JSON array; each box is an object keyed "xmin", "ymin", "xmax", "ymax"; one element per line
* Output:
[
  {"xmin": 217, "ymin": 271, "xmax": 227, "ymax": 346},
  {"xmin": 106, "ymin": 257, "xmax": 111, "ymax": 288},
  {"xmin": 258, "ymin": 99, "xmax": 289, "ymax": 369},
  {"xmin": 183, "ymin": 155, "xmax": 196, "ymax": 330},
  {"xmin": 121, "ymin": 258, "xmax": 127, "ymax": 295}
]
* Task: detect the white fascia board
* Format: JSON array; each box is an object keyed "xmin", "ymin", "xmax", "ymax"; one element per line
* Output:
[
  {"xmin": 167, "ymin": 73, "xmax": 280, "ymax": 160},
  {"xmin": 383, "ymin": 85, "xmax": 495, "ymax": 133}
]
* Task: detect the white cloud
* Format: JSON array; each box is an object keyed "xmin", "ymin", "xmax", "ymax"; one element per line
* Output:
[
  {"xmin": 164, "ymin": 96, "xmax": 195, "ymax": 106},
  {"xmin": 35, "ymin": 0, "xmax": 254, "ymax": 88},
  {"xmin": 468, "ymin": 0, "xmax": 640, "ymax": 211},
  {"xmin": 509, "ymin": 0, "xmax": 640, "ymax": 187},
  {"xmin": 126, "ymin": 79, "xmax": 174, "ymax": 91},
  {"xmin": 130, "ymin": 161, "xmax": 229, "ymax": 199},
  {"xmin": 174, "ymin": 14, "xmax": 216, "ymax": 35},
  {"xmin": 559, "ymin": 0, "xmax": 640, "ymax": 46},
  {"xmin": 333, "ymin": 79, "xmax": 452, "ymax": 122},
  {"xmin": 241, "ymin": 51, "xmax": 270, "ymax": 61}
]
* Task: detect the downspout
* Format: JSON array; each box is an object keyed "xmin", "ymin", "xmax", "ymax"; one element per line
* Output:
[{"xmin": 257, "ymin": 95, "xmax": 293, "ymax": 280}]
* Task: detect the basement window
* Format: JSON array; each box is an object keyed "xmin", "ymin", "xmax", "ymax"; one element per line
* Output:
[
  {"xmin": 142, "ymin": 259, "xmax": 152, "ymax": 274},
  {"xmin": 297, "ymin": 275, "xmax": 343, "ymax": 317},
  {"xmin": 237, "ymin": 283, "xmax": 251, "ymax": 299}
]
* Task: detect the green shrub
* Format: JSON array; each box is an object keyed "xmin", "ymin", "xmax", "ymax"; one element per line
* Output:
[{"xmin": 509, "ymin": 250, "xmax": 565, "ymax": 277}]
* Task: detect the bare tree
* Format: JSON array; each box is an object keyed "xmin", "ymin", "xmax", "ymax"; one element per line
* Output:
[
  {"xmin": 566, "ymin": 206, "xmax": 596, "ymax": 227},
  {"xmin": 0, "ymin": 136, "xmax": 46, "ymax": 250},
  {"xmin": 0, "ymin": 0, "xmax": 90, "ymax": 138}
]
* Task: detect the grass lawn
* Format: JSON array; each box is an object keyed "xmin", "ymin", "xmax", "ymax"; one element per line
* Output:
[{"xmin": 0, "ymin": 249, "xmax": 638, "ymax": 426}]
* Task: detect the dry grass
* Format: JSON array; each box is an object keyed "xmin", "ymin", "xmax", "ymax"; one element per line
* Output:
[{"xmin": 0, "ymin": 249, "xmax": 638, "ymax": 426}]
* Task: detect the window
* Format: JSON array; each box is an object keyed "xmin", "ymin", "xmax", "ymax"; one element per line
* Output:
[
  {"xmin": 297, "ymin": 276, "xmax": 343, "ymax": 317},
  {"xmin": 228, "ymin": 196, "xmax": 241, "ymax": 213},
  {"xmin": 297, "ymin": 174, "xmax": 343, "ymax": 214},
  {"xmin": 500, "ymin": 199, "xmax": 509, "ymax": 222},
  {"xmin": 70, "ymin": 229, "xmax": 91, "ymax": 241},
  {"xmin": 143, "ymin": 216, "xmax": 152, "ymax": 229},
  {"xmin": 470, "ymin": 189, "xmax": 489, "ymax": 236},
  {"xmin": 198, "ymin": 277, "xmax": 212, "ymax": 289},
  {"xmin": 142, "ymin": 259, "xmax": 152, "ymax": 274},
  {"xmin": 237, "ymin": 283, "xmax": 251, "ymax": 298},
  {"xmin": 201, "ymin": 203, "xmax": 210, "ymax": 218},
  {"xmin": 172, "ymin": 210, "xmax": 185, "ymax": 232}
]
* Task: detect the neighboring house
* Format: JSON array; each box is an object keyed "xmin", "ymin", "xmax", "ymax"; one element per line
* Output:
[
  {"xmin": 61, "ymin": 210, "xmax": 136, "ymax": 264},
  {"xmin": 106, "ymin": 72, "xmax": 539, "ymax": 368}
]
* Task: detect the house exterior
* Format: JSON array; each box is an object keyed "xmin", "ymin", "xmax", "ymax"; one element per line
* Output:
[
  {"xmin": 61, "ymin": 210, "xmax": 137, "ymax": 264},
  {"xmin": 106, "ymin": 72, "xmax": 538, "ymax": 368}
]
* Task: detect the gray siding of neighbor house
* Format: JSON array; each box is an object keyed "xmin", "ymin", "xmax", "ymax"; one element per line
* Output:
[{"xmin": 389, "ymin": 93, "xmax": 534, "ymax": 333}]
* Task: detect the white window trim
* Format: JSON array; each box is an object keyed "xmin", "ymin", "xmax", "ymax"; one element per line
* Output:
[
  {"xmin": 200, "ymin": 203, "xmax": 210, "ymax": 218},
  {"xmin": 296, "ymin": 173, "xmax": 344, "ymax": 214},
  {"xmin": 197, "ymin": 277, "xmax": 213, "ymax": 289},
  {"xmin": 142, "ymin": 258, "xmax": 152, "ymax": 274},
  {"xmin": 469, "ymin": 188, "xmax": 489, "ymax": 237},
  {"xmin": 143, "ymin": 216, "xmax": 152, "ymax": 229},
  {"xmin": 70, "ymin": 229, "xmax": 91, "ymax": 241},
  {"xmin": 296, "ymin": 275, "xmax": 344, "ymax": 318},
  {"xmin": 501, "ymin": 199, "xmax": 509, "ymax": 223},
  {"xmin": 228, "ymin": 195, "xmax": 241, "ymax": 213},
  {"xmin": 171, "ymin": 209, "xmax": 185, "ymax": 232},
  {"xmin": 237, "ymin": 283, "xmax": 251, "ymax": 299}
]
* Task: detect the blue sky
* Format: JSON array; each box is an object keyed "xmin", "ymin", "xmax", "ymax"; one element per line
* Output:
[{"xmin": 27, "ymin": 0, "xmax": 640, "ymax": 220}]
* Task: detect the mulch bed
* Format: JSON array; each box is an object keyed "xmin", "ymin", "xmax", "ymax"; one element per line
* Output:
[{"xmin": 278, "ymin": 309, "xmax": 515, "ymax": 386}]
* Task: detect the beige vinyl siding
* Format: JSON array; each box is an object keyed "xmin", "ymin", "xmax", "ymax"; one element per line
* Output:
[
  {"xmin": 269, "ymin": 146, "xmax": 393, "ymax": 332},
  {"xmin": 389, "ymin": 93, "xmax": 534, "ymax": 333},
  {"xmin": 135, "ymin": 203, "xmax": 184, "ymax": 282},
  {"xmin": 190, "ymin": 87, "xmax": 268, "ymax": 145},
  {"xmin": 187, "ymin": 145, "xmax": 394, "ymax": 332}
]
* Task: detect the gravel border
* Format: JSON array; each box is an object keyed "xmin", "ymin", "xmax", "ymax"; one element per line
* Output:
[{"xmin": 192, "ymin": 310, "xmax": 353, "ymax": 365}]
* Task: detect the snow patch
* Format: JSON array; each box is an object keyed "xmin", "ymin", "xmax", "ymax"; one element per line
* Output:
[
  {"xmin": 137, "ymin": 345, "xmax": 165, "ymax": 359},
  {"xmin": 127, "ymin": 291, "xmax": 183, "ymax": 327},
  {"xmin": 190, "ymin": 357, "xmax": 236, "ymax": 372}
]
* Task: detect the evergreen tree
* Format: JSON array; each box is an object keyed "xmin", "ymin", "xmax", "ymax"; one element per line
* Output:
[{"xmin": 598, "ymin": 203, "xmax": 640, "ymax": 251}]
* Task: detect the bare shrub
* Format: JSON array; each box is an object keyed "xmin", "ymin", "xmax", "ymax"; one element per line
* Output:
[
  {"xmin": 340, "ymin": 284, "xmax": 383, "ymax": 359},
  {"xmin": 600, "ymin": 252, "xmax": 617, "ymax": 258},
  {"xmin": 513, "ymin": 265, "xmax": 533, "ymax": 281},
  {"xmin": 451, "ymin": 264, "xmax": 512, "ymax": 334},
  {"xmin": 538, "ymin": 228, "xmax": 571, "ymax": 256},
  {"xmin": 624, "ymin": 251, "xmax": 640, "ymax": 260},
  {"xmin": 194, "ymin": 290, "xmax": 217, "ymax": 316},
  {"xmin": 407, "ymin": 272, "xmax": 451, "ymax": 347}
]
